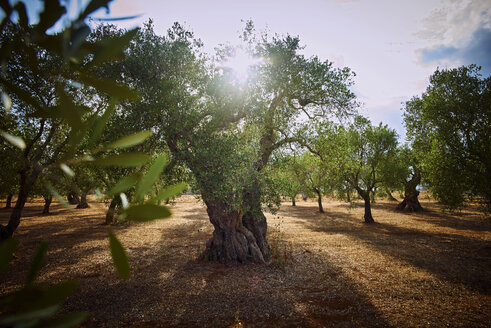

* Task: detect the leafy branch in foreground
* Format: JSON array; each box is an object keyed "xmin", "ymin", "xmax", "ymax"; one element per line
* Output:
[{"xmin": 0, "ymin": 239, "xmax": 87, "ymax": 328}]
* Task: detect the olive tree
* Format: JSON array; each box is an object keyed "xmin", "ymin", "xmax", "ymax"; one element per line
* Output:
[
  {"xmin": 102, "ymin": 21, "xmax": 357, "ymax": 264},
  {"xmin": 322, "ymin": 117, "xmax": 398, "ymax": 223},
  {"xmin": 404, "ymin": 65, "xmax": 491, "ymax": 212}
]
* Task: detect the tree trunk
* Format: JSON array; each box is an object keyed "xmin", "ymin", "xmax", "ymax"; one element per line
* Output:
[
  {"xmin": 363, "ymin": 195, "xmax": 375, "ymax": 223},
  {"xmin": 42, "ymin": 195, "xmax": 52, "ymax": 215},
  {"xmin": 105, "ymin": 198, "xmax": 117, "ymax": 225},
  {"xmin": 67, "ymin": 192, "xmax": 79, "ymax": 205},
  {"xmin": 385, "ymin": 189, "xmax": 398, "ymax": 201},
  {"xmin": 371, "ymin": 189, "xmax": 376, "ymax": 203},
  {"xmin": 291, "ymin": 197, "xmax": 296, "ymax": 206},
  {"xmin": 354, "ymin": 187, "xmax": 375, "ymax": 223},
  {"xmin": 347, "ymin": 188, "xmax": 351, "ymax": 202},
  {"xmin": 313, "ymin": 188, "xmax": 324, "ymax": 213},
  {"xmin": 0, "ymin": 171, "xmax": 39, "ymax": 241},
  {"xmin": 76, "ymin": 193, "xmax": 90, "ymax": 209},
  {"xmin": 199, "ymin": 181, "xmax": 271, "ymax": 265},
  {"xmin": 396, "ymin": 191, "xmax": 423, "ymax": 212},
  {"xmin": 396, "ymin": 170, "xmax": 423, "ymax": 212},
  {"xmin": 5, "ymin": 194, "xmax": 13, "ymax": 208}
]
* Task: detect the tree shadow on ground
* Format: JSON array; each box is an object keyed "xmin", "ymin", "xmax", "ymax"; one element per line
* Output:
[
  {"xmin": 64, "ymin": 214, "xmax": 392, "ymax": 328},
  {"xmin": 294, "ymin": 205, "xmax": 491, "ymax": 296},
  {"xmin": 408, "ymin": 208, "xmax": 491, "ymax": 233},
  {"xmin": 0, "ymin": 201, "xmax": 115, "ymax": 290}
]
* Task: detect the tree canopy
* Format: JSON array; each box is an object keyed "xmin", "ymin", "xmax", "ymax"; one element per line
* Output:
[{"xmin": 404, "ymin": 65, "xmax": 491, "ymax": 212}]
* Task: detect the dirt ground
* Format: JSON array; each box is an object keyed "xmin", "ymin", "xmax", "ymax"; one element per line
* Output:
[{"xmin": 0, "ymin": 196, "xmax": 490, "ymax": 327}]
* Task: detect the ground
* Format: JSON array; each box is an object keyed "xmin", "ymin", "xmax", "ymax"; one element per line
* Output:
[{"xmin": 0, "ymin": 196, "xmax": 490, "ymax": 327}]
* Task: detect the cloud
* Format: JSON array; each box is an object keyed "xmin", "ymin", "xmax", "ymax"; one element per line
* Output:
[{"xmin": 418, "ymin": 24, "xmax": 491, "ymax": 74}]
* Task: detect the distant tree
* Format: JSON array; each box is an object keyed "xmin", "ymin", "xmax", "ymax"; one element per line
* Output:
[
  {"xmin": 270, "ymin": 154, "xmax": 303, "ymax": 206},
  {"xmin": 392, "ymin": 146, "xmax": 424, "ymax": 212},
  {"xmin": 326, "ymin": 117, "xmax": 398, "ymax": 223},
  {"xmin": 404, "ymin": 65, "xmax": 491, "ymax": 212},
  {"xmin": 295, "ymin": 152, "xmax": 331, "ymax": 213}
]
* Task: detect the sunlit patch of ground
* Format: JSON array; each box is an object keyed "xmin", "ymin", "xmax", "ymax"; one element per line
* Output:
[{"xmin": 1, "ymin": 196, "xmax": 490, "ymax": 327}]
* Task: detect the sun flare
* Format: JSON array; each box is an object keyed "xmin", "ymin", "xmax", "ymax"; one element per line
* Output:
[{"xmin": 222, "ymin": 48, "xmax": 261, "ymax": 83}]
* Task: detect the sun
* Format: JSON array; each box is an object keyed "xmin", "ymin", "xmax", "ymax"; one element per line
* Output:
[{"xmin": 222, "ymin": 48, "xmax": 261, "ymax": 83}]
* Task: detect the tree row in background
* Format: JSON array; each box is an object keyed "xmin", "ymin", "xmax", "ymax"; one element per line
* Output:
[{"xmin": 1, "ymin": 7, "xmax": 490, "ymax": 267}]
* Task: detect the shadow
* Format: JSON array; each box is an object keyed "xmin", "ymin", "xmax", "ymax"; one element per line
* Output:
[
  {"xmin": 408, "ymin": 208, "xmax": 491, "ymax": 233},
  {"xmin": 0, "ymin": 201, "xmax": 113, "ymax": 287},
  {"xmin": 296, "ymin": 206, "xmax": 491, "ymax": 296},
  {"xmin": 62, "ymin": 218, "xmax": 391, "ymax": 328}
]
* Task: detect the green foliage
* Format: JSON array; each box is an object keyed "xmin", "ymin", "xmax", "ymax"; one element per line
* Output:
[
  {"xmin": 108, "ymin": 229, "xmax": 130, "ymax": 280},
  {"xmin": 135, "ymin": 154, "xmax": 167, "ymax": 202},
  {"xmin": 106, "ymin": 130, "xmax": 153, "ymax": 150},
  {"xmin": 147, "ymin": 182, "xmax": 188, "ymax": 204},
  {"xmin": 123, "ymin": 203, "xmax": 171, "ymax": 221},
  {"xmin": 0, "ymin": 240, "xmax": 87, "ymax": 328},
  {"xmin": 404, "ymin": 65, "xmax": 491, "ymax": 211},
  {"xmin": 107, "ymin": 173, "xmax": 141, "ymax": 197},
  {"xmin": 318, "ymin": 117, "xmax": 398, "ymax": 201}
]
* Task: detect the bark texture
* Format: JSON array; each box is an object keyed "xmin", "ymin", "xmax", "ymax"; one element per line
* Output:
[
  {"xmin": 396, "ymin": 170, "xmax": 423, "ymax": 212},
  {"xmin": 199, "ymin": 199, "xmax": 271, "ymax": 264}
]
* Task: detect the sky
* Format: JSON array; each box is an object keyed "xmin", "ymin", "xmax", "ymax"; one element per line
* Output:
[{"xmin": 22, "ymin": 0, "xmax": 491, "ymax": 140}]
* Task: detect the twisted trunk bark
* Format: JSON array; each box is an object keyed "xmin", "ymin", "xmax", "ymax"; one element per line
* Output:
[
  {"xmin": 396, "ymin": 170, "xmax": 423, "ymax": 212},
  {"xmin": 199, "ymin": 199, "xmax": 270, "ymax": 264}
]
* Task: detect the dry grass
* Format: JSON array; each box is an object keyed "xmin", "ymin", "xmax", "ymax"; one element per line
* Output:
[{"xmin": 0, "ymin": 195, "xmax": 490, "ymax": 327}]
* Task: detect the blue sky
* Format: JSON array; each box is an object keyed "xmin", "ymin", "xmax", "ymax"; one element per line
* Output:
[{"xmin": 21, "ymin": 0, "xmax": 491, "ymax": 140}]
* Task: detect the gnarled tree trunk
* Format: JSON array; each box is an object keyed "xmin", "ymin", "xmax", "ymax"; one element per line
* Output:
[
  {"xmin": 199, "ymin": 199, "xmax": 270, "ymax": 264},
  {"xmin": 199, "ymin": 173, "xmax": 272, "ymax": 265},
  {"xmin": 5, "ymin": 194, "xmax": 13, "ymax": 208},
  {"xmin": 42, "ymin": 195, "xmax": 52, "ymax": 214},
  {"xmin": 76, "ymin": 193, "xmax": 90, "ymax": 209},
  {"xmin": 396, "ymin": 170, "xmax": 423, "ymax": 212},
  {"xmin": 313, "ymin": 187, "xmax": 324, "ymax": 213}
]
